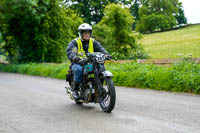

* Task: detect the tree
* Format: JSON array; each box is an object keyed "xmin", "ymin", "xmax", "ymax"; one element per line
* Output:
[
  {"xmin": 0, "ymin": 32, "xmax": 4, "ymax": 56},
  {"xmin": 175, "ymin": 3, "xmax": 187, "ymax": 25},
  {"xmin": 136, "ymin": 0, "xmax": 184, "ymax": 33},
  {"xmin": 129, "ymin": 0, "xmax": 141, "ymax": 29},
  {"xmin": 93, "ymin": 3, "xmax": 148, "ymax": 60},
  {"xmin": 0, "ymin": 0, "xmax": 82, "ymax": 63},
  {"xmin": 64, "ymin": 0, "xmax": 130, "ymax": 24}
]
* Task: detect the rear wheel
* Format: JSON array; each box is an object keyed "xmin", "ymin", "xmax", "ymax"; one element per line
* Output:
[{"xmin": 99, "ymin": 77, "xmax": 116, "ymax": 113}]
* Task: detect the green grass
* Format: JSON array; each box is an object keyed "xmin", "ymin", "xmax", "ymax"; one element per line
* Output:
[
  {"xmin": 140, "ymin": 24, "xmax": 200, "ymax": 59},
  {"xmin": 1, "ymin": 62, "xmax": 200, "ymax": 94},
  {"xmin": 0, "ymin": 63, "xmax": 70, "ymax": 79}
]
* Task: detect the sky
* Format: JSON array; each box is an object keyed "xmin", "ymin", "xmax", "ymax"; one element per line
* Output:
[{"xmin": 179, "ymin": 0, "xmax": 200, "ymax": 24}]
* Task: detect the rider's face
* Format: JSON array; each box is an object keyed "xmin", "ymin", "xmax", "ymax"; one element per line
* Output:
[{"xmin": 82, "ymin": 31, "xmax": 90, "ymax": 41}]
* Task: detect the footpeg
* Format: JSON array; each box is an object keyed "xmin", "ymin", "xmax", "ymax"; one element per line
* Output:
[
  {"xmin": 65, "ymin": 87, "xmax": 75, "ymax": 100},
  {"xmin": 65, "ymin": 87, "xmax": 73, "ymax": 94}
]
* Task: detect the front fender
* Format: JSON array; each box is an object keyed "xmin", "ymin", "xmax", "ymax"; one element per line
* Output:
[{"xmin": 101, "ymin": 71, "xmax": 113, "ymax": 77}]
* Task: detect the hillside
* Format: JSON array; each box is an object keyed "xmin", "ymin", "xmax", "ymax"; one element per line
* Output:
[{"xmin": 140, "ymin": 24, "xmax": 200, "ymax": 59}]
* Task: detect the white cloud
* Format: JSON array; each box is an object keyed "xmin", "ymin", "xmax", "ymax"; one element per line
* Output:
[{"xmin": 179, "ymin": 0, "xmax": 200, "ymax": 24}]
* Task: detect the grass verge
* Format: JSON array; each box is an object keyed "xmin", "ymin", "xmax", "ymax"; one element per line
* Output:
[{"xmin": 0, "ymin": 62, "xmax": 200, "ymax": 94}]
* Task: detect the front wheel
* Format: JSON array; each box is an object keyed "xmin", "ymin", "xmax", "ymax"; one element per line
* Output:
[
  {"xmin": 99, "ymin": 77, "xmax": 116, "ymax": 113},
  {"xmin": 75, "ymin": 100, "xmax": 83, "ymax": 105}
]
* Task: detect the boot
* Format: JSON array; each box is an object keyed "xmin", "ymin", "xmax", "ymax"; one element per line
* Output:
[{"xmin": 72, "ymin": 82, "xmax": 79, "ymax": 100}]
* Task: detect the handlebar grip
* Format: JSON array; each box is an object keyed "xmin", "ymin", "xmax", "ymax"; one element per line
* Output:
[{"xmin": 105, "ymin": 55, "xmax": 112, "ymax": 60}]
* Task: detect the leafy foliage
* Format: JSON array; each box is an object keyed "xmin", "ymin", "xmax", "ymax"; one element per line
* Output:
[
  {"xmin": 136, "ymin": 0, "xmax": 186, "ymax": 33},
  {"xmin": 136, "ymin": 13, "xmax": 176, "ymax": 33},
  {"xmin": 1, "ymin": 61, "xmax": 200, "ymax": 94},
  {"xmin": 129, "ymin": 0, "xmax": 141, "ymax": 29},
  {"xmin": 93, "ymin": 3, "xmax": 148, "ymax": 60},
  {"xmin": 64, "ymin": 0, "xmax": 132, "ymax": 24},
  {"xmin": 0, "ymin": 33, "xmax": 4, "ymax": 55},
  {"xmin": 0, "ymin": 63, "xmax": 69, "ymax": 79},
  {"xmin": 175, "ymin": 4, "xmax": 187, "ymax": 25},
  {"xmin": 0, "ymin": 0, "xmax": 82, "ymax": 63},
  {"xmin": 0, "ymin": 0, "xmax": 188, "ymax": 62},
  {"xmin": 108, "ymin": 62, "xmax": 200, "ymax": 94}
]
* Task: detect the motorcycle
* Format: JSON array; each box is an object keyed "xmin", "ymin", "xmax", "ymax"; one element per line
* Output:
[{"xmin": 65, "ymin": 52, "xmax": 116, "ymax": 113}]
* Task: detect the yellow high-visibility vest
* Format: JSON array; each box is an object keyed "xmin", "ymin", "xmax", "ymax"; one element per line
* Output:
[{"xmin": 75, "ymin": 38, "xmax": 94, "ymax": 57}]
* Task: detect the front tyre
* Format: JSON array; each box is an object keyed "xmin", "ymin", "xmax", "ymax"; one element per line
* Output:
[
  {"xmin": 75, "ymin": 100, "xmax": 83, "ymax": 105},
  {"xmin": 99, "ymin": 77, "xmax": 116, "ymax": 113}
]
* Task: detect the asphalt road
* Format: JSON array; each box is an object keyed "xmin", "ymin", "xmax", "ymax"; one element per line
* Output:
[{"xmin": 0, "ymin": 72, "xmax": 200, "ymax": 133}]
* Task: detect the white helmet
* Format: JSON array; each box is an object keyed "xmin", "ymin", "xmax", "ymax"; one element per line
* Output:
[{"xmin": 78, "ymin": 23, "xmax": 92, "ymax": 39}]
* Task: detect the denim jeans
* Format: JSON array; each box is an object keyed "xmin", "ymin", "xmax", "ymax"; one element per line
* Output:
[{"xmin": 71, "ymin": 63, "xmax": 83, "ymax": 82}]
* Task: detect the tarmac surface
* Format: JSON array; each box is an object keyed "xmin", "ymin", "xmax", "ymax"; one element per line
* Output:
[{"xmin": 0, "ymin": 72, "xmax": 200, "ymax": 133}]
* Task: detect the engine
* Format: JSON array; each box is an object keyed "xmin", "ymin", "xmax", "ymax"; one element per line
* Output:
[{"xmin": 83, "ymin": 81, "xmax": 93, "ymax": 103}]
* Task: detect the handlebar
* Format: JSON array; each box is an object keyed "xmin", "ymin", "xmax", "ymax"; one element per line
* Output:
[{"xmin": 86, "ymin": 52, "xmax": 112, "ymax": 59}]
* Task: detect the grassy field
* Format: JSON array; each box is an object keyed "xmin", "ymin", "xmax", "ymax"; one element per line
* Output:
[{"xmin": 140, "ymin": 24, "xmax": 200, "ymax": 59}]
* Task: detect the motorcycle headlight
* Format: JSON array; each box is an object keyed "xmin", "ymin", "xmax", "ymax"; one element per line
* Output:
[{"xmin": 96, "ymin": 53, "xmax": 105, "ymax": 64}]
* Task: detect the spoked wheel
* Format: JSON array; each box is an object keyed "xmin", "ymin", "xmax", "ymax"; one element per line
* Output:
[{"xmin": 99, "ymin": 77, "xmax": 116, "ymax": 113}]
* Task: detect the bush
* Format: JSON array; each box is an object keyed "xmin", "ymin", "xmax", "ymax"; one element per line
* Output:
[
  {"xmin": 93, "ymin": 3, "xmax": 148, "ymax": 60},
  {"xmin": 0, "ymin": 0, "xmax": 82, "ymax": 63},
  {"xmin": 136, "ymin": 0, "xmax": 179, "ymax": 33},
  {"xmin": 106, "ymin": 62, "xmax": 200, "ymax": 94},
  {"xmin": 0, "ymin": 63, "xmax": 70, "ymax": 79}
]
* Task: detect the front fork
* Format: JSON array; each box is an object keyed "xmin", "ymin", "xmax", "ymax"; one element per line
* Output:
[
  {"xmin": 95, "ymin": 72, "xmax": 113, "ymax": 100},
  {"xmin": 95, "ymin": 64, "xmax": 113, "ymax": 97}
]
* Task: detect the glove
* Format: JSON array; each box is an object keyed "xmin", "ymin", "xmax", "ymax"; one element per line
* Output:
[
  {"xmin": 72, "ymin": 56, "xmax": 81, "ymax": 63},
  {"xmin": 77, "ymin": 59, "xmax": 87, "ymax": 66},
  {"xmin": 105, "ymin": 54, "xmax": 112, "ymax": 60}
]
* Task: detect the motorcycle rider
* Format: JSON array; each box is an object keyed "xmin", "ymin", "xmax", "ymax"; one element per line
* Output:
[{"xmin": 67, "ymin": 23, "xmax": 110, "ymax": 100}]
